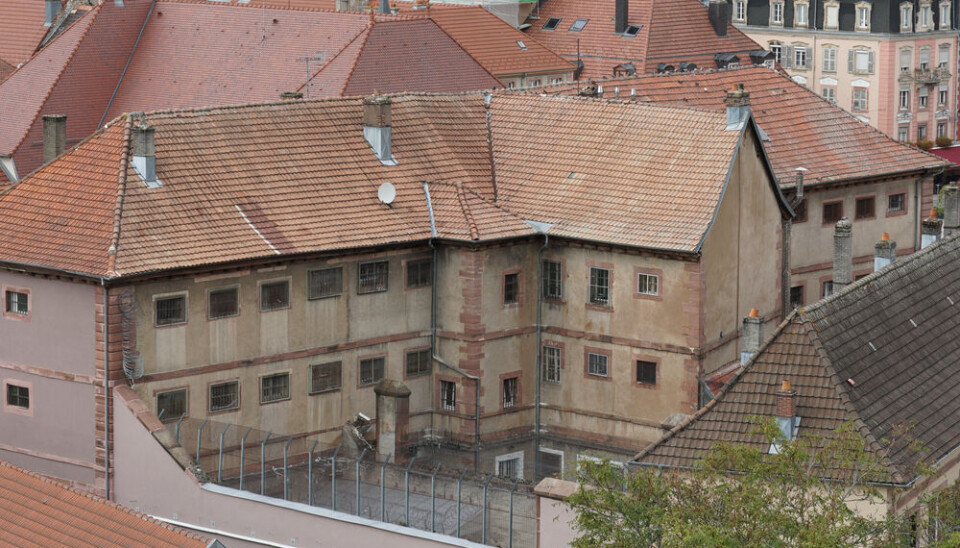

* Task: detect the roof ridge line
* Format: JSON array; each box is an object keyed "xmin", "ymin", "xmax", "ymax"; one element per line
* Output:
[
  {"xmin": 106, "ymin": 116, "xmax": 132, "ymax": 277},
  {"xmin": 339, "ymin": 22, "xmax": 376, "ymax": 97},
  {"xmin": 295, "ymin": 25, "xmax": 369, "ymax": 95},
  {"xmin": 455, "ymin": 182, "xmax": 480, "ymax": 241},
  {"xmin": 424, "ymin": 16, "xmax": 504, "ymax": 87},
  {"xmin": 157, "ymin": 0, "xmax": 356, "ymax": 16}
]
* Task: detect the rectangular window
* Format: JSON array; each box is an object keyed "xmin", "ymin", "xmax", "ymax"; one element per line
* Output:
[
  {"xmin": 921, "ymin": 5, "xmax": 931, "ymax": 26},
  {"xmin": 823, "ymin": 201, "xmax": 843, "ymax": 224},
  {"xmin": 636, "ymin": 360, "xmax": 657, "ymax": 385},
  {"xmin": 405, "ymin": 348, "xmax": 431, "ymax": 377},
  {"xmin": 502, "ymin": 377, "xmax": 518, "ymax": 408},
  {"xmin": 921, "ymin": 48, "xmax": 931, "ymax": 69},
  {"xmin": 260, "ymin": 372, "xmax": 290, "ymax": 403},
  {"xmin": 6, "ymin": 383, "xmax": 29, "ymax": 409},
  {"xmin": 789, "ymin": 286, "xmax": 804, "ymax": 308},
  {"xmin": 542, "ymin": 260, "xmax": 562, "ymax": 299},
  {"xmin": 888, "ymin": 193, "xmax": 906, "ymax": 213},
  {"xmin": 503, "ymin": 272, "xmax": 519, "ymax": 305},
  {"xmin": 855, "ymin": 50, "xmax": 871, "ymax": 73},
  {"xmin": 209, "ymin": 381, "xmax": 240, "ymax": 412},
  {"xmin": 208, "ymin": 287, "xmax": 239, "ymax": 320},
  {"xmin": 588, "ymin": 267, "xmax": 610, "ymax": 306},
  {"xmin": 900, "ymin": 89, "xmax": 911, "ymax": 109},
  {"xmin": 794, "ymin": 46, "xmax": 807, "ymax": 68},
  {"xmin": 822, "ymin": 87, "xmax": 836, "ymax": 103},
  {"xmin": 901, "ymin": 49, "xmax": 912, "ymax": 72},
  {"xmin": 543, "ymin": 345, "xmax": 561, "ymax": 384},
  {"xmin": 902, "ymin": 5, "xmax": 912, "ymax": 28},
  {"xmin": 822, "ymin": 280, "xmax": 834, "ymax": 298},
  {"xmin": 406, "ymin": 259, "xmax": 432, "ymax": 289},
  {"xmin": 857, "ymin": 6, "xmax": 870, "ymax": 29},
  {"xmin": 795, "ymin": 3, "xmax": 808, "ymax": 25},
  {"xmin": 770, "ymin": 44, "xmax": 782, "ymax": 64},
  {"xmin": 637, "ymin": 273, "xmax": 659, "ymax": 296},
  {"xmin": 899, "ymin": 126, "xmax": 909, "ymax": 141},
  {"xmin": 539, "ymin": 449, "xmax": 564, "ymax": 478},
  {"xmin": 4, "ymin": 291, "xmax": 28, "ymax": 316},
  {"xmin": 440, "ymin": 380, "xmax": 456, "ymax": 411},
  {"xmin": 360, "ymin": 357, "xmax": 385, "ymax": 386},
  {"xmin": 825, "ymin": 4, "xmax": 839, "ymax": 28},
  {"xmin": 855, "ymin": 196, "xmax": 875, "ymax": 219},
  {"xmin": 734, "ymin": 0, "xmax": 746, "ymax": 20},
  {"xmin": 941, "ymin": 4, "xmax": 951, "ymax": 29},
  {"xmin": 308, "ymin": 267, "xmax": 343, "ymax": 299},
  {"xmin": 938, "ymin": 122, "xmax": 947, "ymax": 137},
  {"xmin": 919, "ymin": 87, "xmax": 929, "ymax": 108},
  {"xmin": 772, "ymin": 2, "xmax": 783, "ymax": 23},
  {"xmin": 155, "ymin": 295, "xmax": 186, "ymax": 326},
  {"xmin": 853, "ymin": 88, "xmax": 868, "ymax": 111},
  {"xmin": 157, "ymin": 389, "xmax": 187, "ymax": 422},
  {"xmin": 919, "ymin": 124, "xmax": 928, "ymax": 140},
  {"xmin": 260, "ymin": 280, "xmax": 289, "ymax": 311},
  {"xmin": 587, "ymin": 352, "xmax": 608, "ymax": 377},
  {"xmin": 496, "ymin": 452, "xmax": 523, "ymax": 479},
  {"xmin": 358, "ymin": 261, "xmax": 389, "ymax": 294},
  {"xmin": 311, "ymin": 361, "xmax": 342, "ymax": 393},
  {"xmin": 823, "ymin": 47, "xmax": 836, "ymax": 72},
  {"xmin": 940, "ymin": 85, "xmax": 949, "ymax": 106}
]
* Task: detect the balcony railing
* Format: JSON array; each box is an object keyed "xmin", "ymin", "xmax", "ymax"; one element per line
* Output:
[{"xmin": 914, "ymin": 66, "xmax": 951, "ymax": 85}]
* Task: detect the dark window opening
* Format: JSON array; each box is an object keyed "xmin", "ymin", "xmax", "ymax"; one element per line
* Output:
[
  {"xmin": 260, "ymin": 280, "xmax": 290, "ymax": 311},
  {"xmin": 855, "ymin": 196, "xmax": 876, "ymax": 219},
  {"xmin": 309, "ymin": 267, "xmax": 343, "ymax": 299},
  {"xmin": 441, "ymin": 380, "xmax": 456, "ymax": 411},
  {"xmin": 542, "ymin": 17, "xmax": 561, "ymax": 30},
  {"xmin": 6, "ymin": 384, "xmax": 29, "ymax": 409},
  {"xmin": 503, "ymin": 377, "xmax": 518, "ymax": 408},
  {"xmin": 636, "ymin": 360, "xmax": 657, "ymax": 385},
  {"xmin": 888, "ymin": 193, "xmax": 905, "ymax": 213},
  {"xmin": 406, "ymin": 349, "xmax": 431, "ymax": 377},
  {"xmin": 823, "ymin": 201, "xmax": 843, "ymax": 224},
  {"xmin": 360, "ymin": 357, "xmax": 385, "ymax": 386},
  {"xmin": 209, "ymin": 381, "xmax": 239, "ymax": 412},
  {"xmin": 157, "ymin": 389, "xmax": 186, "ymax": 422},
  {"xmin": 155, "ymin": 295, "xmax": 186, "ymax": 326},
  {"xmin": 504, "ymin": 273, "xmax": 519, "ymax": 304},
  {"xmin": 589, "ymin": 268, "xmax": 610, "ymax": 305},
  {"xmin": 208, "ymin": 287, "xmax": 239, "ymax": 320},
  {"xmin": 4, "ymin": 291, "xmax": 27, "ymax": 315},
  {"xmin": 790, "ymin": 286, "xmax": 804, "ymax": 308},
  {"xmin": 406, "ymin": 259, "xmax": 433, "ymax": 288},
  {"xmin": 260, "ymin": 372, "xmax": 290, "ymax": 403},
  {"xmin": 624, "ymin": 24, "xmax": 642, "ymax": 36}
]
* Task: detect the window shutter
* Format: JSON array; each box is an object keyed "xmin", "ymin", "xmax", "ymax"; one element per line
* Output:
[
  {"xmin": 848, "ymin": 49, "xmax": 855, "ymax": 72},
  {"xmin": 807, "ymin": 47, "xmax": 814, "ymax": 68},
  {"xmin": 868, "ymin": 51, "xmax": 875, "ymax": 73},
  {"xmin": 782, "ymin": 45, "xmax": 793, "ymax": 68}
]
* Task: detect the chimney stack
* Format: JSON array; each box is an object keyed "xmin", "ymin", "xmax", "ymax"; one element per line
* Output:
[
  {"xmin": 943, "ymin": 182, "xmax": 959, "ymax": 239},
  {"xmin": 42, "ymin": 114, "xmax": 66, "ymax": 164},
  {"xmin": 363, "ymin": 93, "xmax": 396, "ymax": 165},
  {"xmin": 377, "ymin": 0, "xmax": 391, "ymax": 14},
  {"xmin": 775, "ymin": 380, "xmax": 798, "ymax": 442},
  {"xmin": 725, "ymin": 84, "xmax": 749, "ymax": 129},
  {"xmin": 615, "ymin": 0, "xmax": 629, "ymax": 34},
  {"xmin": 922, "ymin": 208, "xmax": 942, "ymax": 248},
  {"xmin": 132, "ymin": 122, "xmax": 158, "ymax": 187},
  {"xmin": 375, "ymin": 380, "xmax": 411, "ymax": 464},
  {"xmin": 832, "ymin": 218, "xmax": 852, "ymax": 293},
  {"xmin": 740, "ymin": 308, "xmax": 763, "ymax": 365},
  {"xmin": 873, "ymin": 233, "xmax": 896, "ymax": 272},
  {"xmin": 44, "ymin": 0, "xmax": 59, "ymax": 26},
  {"xmin": 708, "ymin": 0, "xmax": 731, "ymax": 37}
]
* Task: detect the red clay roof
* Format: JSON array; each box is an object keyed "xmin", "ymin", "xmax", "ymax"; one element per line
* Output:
[
  {"xmin": 526, "ymin": 0, "xmax": 761, "ymax": 79},
  {"xmin": 0, "ymin": 460, "xmax": 210, "ymax": 547},
  {"xmin": 0, "ymin": 0, "xmax": 55, "ymax": 71},
  {"xmin": 928, "ymin": 145, "xmax": 960, "ymax": 165}
]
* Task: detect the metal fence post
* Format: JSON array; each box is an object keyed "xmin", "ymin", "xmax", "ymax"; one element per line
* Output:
[
  {"xmin": 156, "ymin": 409, "xmax": 165, "ymax": 422},
  {"xmin": 260, "ymin": 431, "xmax": 272, "ymax": 496},
  {"xmin": 508, "ymin": 477, "xmax": 520, "ymax": 548},
  {"xmin": 332, "ymin": 444, "xmax": 341, "ymax": 512},
  {"xmin": 380, "ymin": 454, "xmax": 391, "ymax": 523},
  {"xmin": 457, "ymin": 469, "xmax": 467, "ymax": 538},
  {"xmin": 283, "ymin": 436, "xmax": 294, "ymax": 501},
  {"xmin": 405, "ymin": 456, "xmax": 418, "ymax": 526},
  {"xmin": 482, "ymin": 473, "xmax": 494, "ymax": 545},
  {"xmin": 195, "ymin": 417, "xmax": 209, "ymax": 464},
  {"xmin": 308, "ymin": 440, "xmax": 318, "ymax": 506},
  {"xmin": 238, "ymin": 426, "xmax": 253, "ymax": 491},
  {"xmin": 217, "ymin": 423, "xmax": 231, "ymax": 483},
  {"xmin": 356, "ymin": 448, "xmax": 368, "ymax": 516},
  {"xmin": 431, "ymin": 463, "xmax": 442, "ymax": 533},
  {"xmin": 174, "ymin": 413, "xmax": 186, "ymax": 444}
]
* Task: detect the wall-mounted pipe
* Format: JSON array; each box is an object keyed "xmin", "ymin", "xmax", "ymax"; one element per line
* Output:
[{"xmin": 433, "ymin": 354, "xmax": 480, "ymax": 474}]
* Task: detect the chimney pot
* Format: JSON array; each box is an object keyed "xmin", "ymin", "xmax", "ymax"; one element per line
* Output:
[
  {"xmin": 740, "ymin": 309, "xmax": 763, "ymax": 365},
  {"xmin": 922, "ymin": 208, "xmax": 943, "ymax": 248},
  {"xmin": 832, "ymin": 218, "xmax": 853, "ymax": 292},
  {"xmin": 42, "ymin": 114, "xmax": 67, "ymax": 164},
  {"xmin": 874, "ymin": 233, "xmax": 896, "ymax": 272},
  {"xmin": 775, "ymin": 379, "xmax": 797, "ymax": 440},
  {"xmin": 942, "ymin": 182, "xmax": 959, "ymax": 239},
  {"xmin": 725, "ymin": 84, "xmax": 750, "ymax": 129}
]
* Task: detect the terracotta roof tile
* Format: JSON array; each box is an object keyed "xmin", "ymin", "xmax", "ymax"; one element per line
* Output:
[
  {"xmin": 0, "ymin": 460, "xmax": 209, "ymax": 548},
  {"xmin": 0, "ymin": 0, "xmax": 55, "ymax": 70}
]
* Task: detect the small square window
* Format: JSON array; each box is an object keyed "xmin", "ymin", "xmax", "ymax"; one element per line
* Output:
[
  {"xmin": 790, "ymin": 286, "xmax": 804, "ymax": 308},
  {"xmin": 309, "ymin": 267, "xmax": 343, "ymax": 299},
  {"xmin": 360, "ymin": 357, "xmax": 385, "ymax": 386},
  {"xmin": 823, "ymin": 201, "xmax": 843, "ymax": 224},
  {"xmin": 637, "ymin": 273, "xmax": 659, "ymax": 296},
  {"xmin": 4, "ymin": 290, "xmax": 28, "ymax": 316},
  {"xmin": 589, "ymin": 267, "xmax": 610, "ymax": 306},
  {"xmin": 209, "ymin": 381, "xmax": 240, "ymax": 412},
  {"xmin": 569, "ymin": 18, "xmax": 588, "ymax": 32},
  {"xmin": 6, "ymin": 383, "xmax": 29, "ymax": 409},
  {"xmin": 542, "ymin": 260, "xmax": 562, "ymax": 299},
  {"xmin": 502, "ymin": 377, "xmax": 518, "ymax": 408},
  {"xmin": 155, "ymin": 295, "xmax": 186, "ymax": 326},
  {"xmin": 504, "ymin": 272, "xmax": 519, "ymax": 305},
  {"xmin": 587, "ymin": 352, "xmax": 608, "ymax": 377},
  {"xmin": 543, "ymin": 345, "xmax": 562, "ymax": 384},
  {"xmin": 260, "ymin": 280, "xmax": 289, "ymax": 311},
  {"xmin": 358, "ymin": 261, "xmax": 389, "ymax": 294},
  {"xmin": 157, "ymin": 389, "xmax": 187, "ymax": 422},
  {"xmin": 441, "ymin": 380, "xmax": 456, "ymax": 411},
  {"xmin": 406, "ymin": 259, "xmax": 432, "ymax": 289},
  {"xmin": 405, "ymin": 349, "xmax": 431, "ymax": 377},
  {"xmin": 496, "ymin": 452, "xmax": 523, "ymax": 479},
  {"xmin": 260, "ymin": 372, "xmax": 290, "ymax": 403},
  {"xmin": 636, "ymin": 360, "xmax": 657, "ymax": 385},
  {"xmin": 888, "ymin": 193, "xmax": 905, "ymax": 213},
  {"xmin": 311, "ymin": 361, "xmax": 342, "ymax": 393},
  {"xmin": 855, "ymin": 196, "xmax": 875, "ymax": 220},
  {"xmin": 624, "ymin": 24, "xmax": 641, "ymax": 36},
  {"xmin": 542, "ymin": 17, "xmax": 561, "ymax": 30},
  {"xmin": 208, "ymin": 287, "xmax": 239, "ymax": 320}
]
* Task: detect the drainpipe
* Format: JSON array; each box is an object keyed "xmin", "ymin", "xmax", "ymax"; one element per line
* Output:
[
  {"xmin": 433, "ymin": 354, "xmax": 480, "ymax": 475},
  {"xmin": 100, "ymin": 277, "xmax": 110, "ymax": 500},
  {"xmin": 424, "ymin": 183, "xmax": 438, "ymax": 438},
  {"xmin": 534, "ymin": 232, "xmax": 548, "ymax": 480}
]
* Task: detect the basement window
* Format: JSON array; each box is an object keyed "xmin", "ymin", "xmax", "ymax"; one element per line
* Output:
[
  {"xmin": 311, "ymin": 361, "xmax": 342, "ymax": 394},
  {"xmin": 542, "ymin": 17, "xmax": 561, "ymax": 30},
  {"xmin": 155, "ymin": 294, "xmax": 186, "ymax": 326},
  {"xmin": 624, "ymin": 24, "xmax": 642, "ymax": 37},
  {"xmin": 569, "ymin": 18, "xmax": 588, "ymax": 32}
]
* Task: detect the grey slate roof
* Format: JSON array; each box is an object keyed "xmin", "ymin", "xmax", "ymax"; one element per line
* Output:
[{"xmin": 636, "ymin": 235, "xmax": 960, "ymax": 484}]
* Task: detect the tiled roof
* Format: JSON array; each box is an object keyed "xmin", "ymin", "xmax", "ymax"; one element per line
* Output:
[
  {"xmin": 638, "ymin": 235, "xmax": 960, "ymax": 484},
  {"xmin": 0, "ymin": 0, "xmax": 55, "ymax": 72},
  {"xmin": 928, "ymin": 145, "xmax": 960, "ymax": 165},
  {"xmin": 544, "ymin": 65, "xmax": 947, "ymax": 186},
  {"xmin": 525, "ymin": 0, "xmax": 760, "ymax": 79},
  {"xmin": 0, "ymin": 460, "xmax": 210, "ymax": 547},
  {"xmin": 0, "ymin": 92, "xmax": 761, "ymax": 277}
]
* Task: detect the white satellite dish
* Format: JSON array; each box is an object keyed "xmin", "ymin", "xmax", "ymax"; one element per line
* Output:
[{"xmin": 378, "ymin": 182, "xmax": 396, "ymax": 205}]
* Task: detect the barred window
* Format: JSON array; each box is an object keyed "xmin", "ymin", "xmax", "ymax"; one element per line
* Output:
[
  {"xmin": 441, "ymin": 380, "xmax": 456, "ymax": 411},
  {"xmin": 542, "ymin": 260, "xmax": 562, "ymax": 299},
  {"xmin": 589, "ymin": 268, "xmax": 610, "ymax": 305},
  {"xmin": 260, "ymin": 280, "xmax": 289, "ymax": 311},
  {"xmin": 543, "ymin": 345, "xmax": 561, "ymax": 384},
  {"xmin": 637, "ymin": 273, "xmax": 659, "ymax": 296},
  {"xmin": 358, "ymin": 261, "xmax": 389, "ymax": 294},
  {"xmin": 406, "ymin": 259, "xmax": 432, "ymax": 288},
  {"xmin": 209, "ymin": 381, "xmax": 240, "ymax": 412},
  {"xmin": 855, "ymin": 196, "xmax": 875, "ymax": 220},
  {"xmin": 587, "ymin": 353, "xmax": 608, "ymax": 377},
  {"xmin": 360, "ymin": 357, "xmax": 385, "ymax": 386},
  {"xmin": 155, "ymin": 295, "xmax": 186, "ymax": 326},
  {"xmin": 405, "ymin": 349, "xmax": 431, "ymax": 377},
  {"xmin": 504, "ymin": 273, "xmax": 519, "ymax": 304},
  {"xmin": 4, "ymin": 291, "xmax": 27, "ymax": 315},
  {"xmin": 823, "ymin": 201, "xmax": 843, "ymax": 224},
  {"xmin": 502, "ymin": 377, "xmax": 518, "ymax": 408},
  {"xmin": 6, "ymin": 384, "xmax": 29, "ymax": 409},
  {"xmin": 311, "ymin": 361, "xmax": 342, "ymax": 393},
  {"xmin": 309, "ymin": 267, "xmax": 342, "ymax": 299},
  {"xmin": 157, "ymin": 389, "xmax": 186, "ymax": 422},
  {"xmin": 208, "ymin": 287, "xmax": 239, "ymax": 320},
  {"xmin": 260, "ymin": 372, "xmax": 290, "ymax": 403}
]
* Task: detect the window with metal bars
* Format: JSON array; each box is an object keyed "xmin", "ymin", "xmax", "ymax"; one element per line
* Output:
[
  {"xmin": 209, "ymin": 381, "xmax": 239, "ymax": 412},
  {"xmin": 855, "ymin": 196, "xmax": 875, "ymax": 220},
  {"xmin": 542, "ymin": 345, "xmax": 561, "ymax": 384},
  {"xmin": 260, "ymin": 280, "xmax": 289, "ymax": 311},
  {"xmin": 502, "ymin": 377, "xmax": 518, "ymax": 408},
  {"xmin": 155, "ymin": 295, "xmax": 186, "ymax": 326},
  {"xmin": 260, "ymin": 372, "xmax": 290, "ymax": 403},
  {"xmin": 308, "ymin": 267, "xmax": 342, "ymax": 299},
  {"xmin": 504, "ymin": 273, "xmax": 519, "ymax": 304},
  {"xmin": 6, "ymin": 384, "xmax": 29, "ymax": 409},
  {"xmin": 441, "ymin": 380, "xmax": 456, "ymax": 411},
  {"xmin": 4, "ymin": 291, "xmax": 27, "ymax": 315},
  {"xmin": 208, "ymin": 287, "xmax": 239, "ymax": 320},
  {"xmin": 542, "ymin": 260, "xmax": 562, "ymax": 299},
  {"xmin": 360, "ymin": 357, "xmax": 385, "ymax": 386},
  {"xmin": 589, "ymin": 267, "xmax": 610, "ymax": 305},
  {"xmin": 311, "ymin": 361, "xmax": 342, "ymax": 393},
  {"xmin": 822, "ymin": 201, "xmax": 843, "ymax": 224},
  {"xmin": 156, "ymin": 389, "xmax": 186, "ymax": 422},
  {"xmin": 358, "ymin": 261, "xmax": 389, "ymax": 294}
]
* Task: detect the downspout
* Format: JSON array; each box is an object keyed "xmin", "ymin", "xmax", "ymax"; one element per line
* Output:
[
  {"xmin": 100, "ymin": 276, "xmax": 110, "ymax": 500},
  {"xmin": 534, "ymin": 232, "xmax": 548, "ymax": 480},
  {"xmin": 424, "ymin": 183, "xmax": 439, "ymax": 439},
  {"xmin": 433, "ymin": 354, "xmax": 480, "ymax": 475}
]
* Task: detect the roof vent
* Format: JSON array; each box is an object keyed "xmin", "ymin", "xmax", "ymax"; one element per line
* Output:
[
  {"xmin": 132, "ymin": 122, "xmax": 161, "ymax": 188},
  {"xmin": 656, "ymin": 63, "xmax": 675, "ymax": 73},
  {"xmin": 678, "ymin": 62, "xmax": 697, "ymax": 72}
]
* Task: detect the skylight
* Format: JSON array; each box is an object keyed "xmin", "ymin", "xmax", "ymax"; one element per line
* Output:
[
  {"xmin": 542, "ymin": 17, "xmax": 561, "ymax": 30},
  {"xmin": 624, "ymin": 24, "xmax": 642, "ymax": 37},
  {"xmin": 517, "ymin": 40, "xmax": 527, "ymax": 51},
  {"xmin": 569, "ymin": 18, "xmax": 588, "ymax": 32}
]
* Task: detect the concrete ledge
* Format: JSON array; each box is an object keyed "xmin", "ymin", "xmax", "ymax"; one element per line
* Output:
[{"xmin": 534, "ymin": 477, "xmax": 579, "ymax": 500}]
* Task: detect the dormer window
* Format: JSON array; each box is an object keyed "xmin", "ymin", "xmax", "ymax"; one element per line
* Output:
[
  {"xmin": 794, "ymin": 0, "xmax": 809, "ymax": 27},
  {"xmin": 733, "ymin": 0, "xmax": 746, "ymax": 22},
  {"xmin": 919, "ymin": 1, "xmax": 933, "ymax": 29},
  {"xmin": 856, "ymin": 2, "xmax": 871, "ymax": 31},
  {"xmin": 901, "ymin": 2, "xmax": 913, "ymax": 30},
  {"xmin": 940, "ymin": 2, "xmax": 951, "ymax": 29},
  {"xmin": 770, "ymin": 0, "xmax": 784, "ymax": 25},
  {"xmin": 824, "ymin": 1, "xmax": 839, "ymax": 29}
]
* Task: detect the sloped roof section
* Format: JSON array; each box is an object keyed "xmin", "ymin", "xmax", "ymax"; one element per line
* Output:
[
  {"xmin": 0, "ymin": 460, "xmax": 211, "ymax": 547},
  {"xmin": 0, "ymin": 0, "xmax": 55, "ymax": 72}
]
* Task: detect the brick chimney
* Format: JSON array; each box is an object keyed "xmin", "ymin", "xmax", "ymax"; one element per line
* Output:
[
  {"xmin": 132, "ymin": 122, "xmax": 158, "ymax": 187},
  {"xmin": 363, "ymin": 93, "xmax": 397, "ymax": 166},
  {"xmin": 873, "ymin": 233, "xmax": 896, "ymax": 272},
  {"xmin": 725, "ymin": 84, "xmax": 749, "ymax": 130},
  {"xmin": 922, "ymin": 208, "xmax": 942, "ymax": 248},
  {"xmin": 615, "ymin": 0, "xmax": 629, "ymax": 34},
  {"xmin": 943, "ymin": 182, "xmax": 959, "ymax": 239},
  {"xmin": 42, "ymin": 114, "xmax": 66, "ymax": 164},
  {"xmin": 708, "ymin": 0, "xmax": 731, "ymax": 37},
  {"xmin": 44, "ymin": 0, "xmax": 59, "ymax": 26},
  {"xmin": 832, "ymin": 218, "xmax": 852, "ymax": 293},
  {"xmin": 775, "ymin": 380, "xmax": 798, "ymax": 442},
  {"xmin": 740, "ymin": 308, "xmax": 763, "ymax": 365}
]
